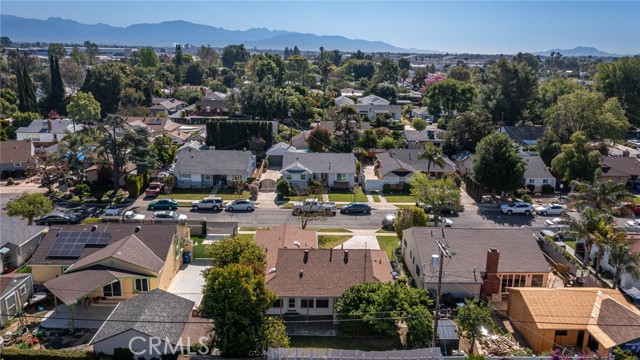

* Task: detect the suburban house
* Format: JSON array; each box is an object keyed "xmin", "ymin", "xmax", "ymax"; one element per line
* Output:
[
  {"xmin": 402, "ymin": 228, "xmax": 551, "ymax": 300},
  {"xmin": 507, "ymin": 288, "xmax": 640, "ymax": 355},
  {"xmin": 314, "ymin": 120, "xmax": 372, "ymax": 135},
  {"xmin": 124, "ymin": 116, "xmax": 180, "ymax": 136},
  {"xmin": 367, "ymin": 149, "xmax": 456, "ymax": 191},
  {"xmin": 16, "ymin": 119, "xmax": 81, "ymax": 144},
  {"xmin": 193, "ymin": 99, "xmax": 229, "ymax": 117},
  {"xmin": 0, "ymin": 273, "xmax": 33, "ymax": 326},
  {"xmin": 0, "ymin": 140, "xmax": 34, "ymax": 178},
  {"xmin": 451, "ymin": 150, "xmax": 473, "ymax": 176},
  {"xmin": 91, "ymin": 289, "xmax": 212, "ymax": 359},
  {"xmin": 522, "ymin": 154, "xmax": 556, "ymax": 192},
  {"xmin": 266, "ymin": 142, "xmax": 307, "ymax": 167},
  {"xmin": 595, "ymin": 234, "xmax": 640, "ymax": 302},
  {"xmin": 599, "ymin": 156, "xmax": 640, "ymax": 185},
  {"xmin": 336, "ymin": 94, "xmax": 402, "ymax": 120},
  {"xmin": 290, "ymin": 131, "xmax": 310, "ymax": 150},
  {"xmin": 149, "ymin": 98, "xmax": 187, "ymax": 116},
  {"xmin": 280, "ymin": 152, "xmax": 357, "ymax": 190},
  {"xmin": 255, "ymin": 224, "xmax": 318, "ymax": 280},
  {"xmin": 30, "ymin": 223, "xmax": 189, "ymax": 307},
  {"xmin": 0, "ymin": 217, "xmax": 47, "ymax": 273},
  {"xmin": 174, "ymin": 140, "xmax": 256, "ymax": 188},
  {"xmin": 411, "ymin": 107, "xmax": 435, "ymax": 122},
  {"xmin": 335, "ymin": 96, "xmax": 355, "ymax": 107},
  {"xmin": 499, "ymin": 126, "xmax": 547, "ymax": 146},
  {"xmin": 265, "ymin": 248, "xmax": 393, "ymax": 317},
  {"xmin": 404, "ymin": 128, "xmax": 446, "ymax": 149}
]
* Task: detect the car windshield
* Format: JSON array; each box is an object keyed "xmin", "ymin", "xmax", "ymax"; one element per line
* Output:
[{"xmin": 508, "ymin": 203, "xmax": 516, "ymax": 207}]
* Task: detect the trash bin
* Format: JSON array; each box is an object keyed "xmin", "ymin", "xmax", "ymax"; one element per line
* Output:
[{"xmin": 183, "ymin": 252, "xmax": 191, "ymax": 264}]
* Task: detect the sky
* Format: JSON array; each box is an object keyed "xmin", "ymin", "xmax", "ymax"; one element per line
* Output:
[{"xmin": 2, "ymin": 1, "xmax": 639, "ymax": 54}]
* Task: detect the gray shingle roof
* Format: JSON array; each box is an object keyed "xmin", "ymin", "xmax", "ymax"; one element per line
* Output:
[
  {"xmin": 523, "ymin": 155, "xmax": 554, "ymax": 179},
  {"xmin": 91, "ymin": 289, "xmax": 194, "ymax": 345},
  {"xmin": 359, "ymin": 95, "xmax": 390, "ymax": 106},
  {"xmin": 0, "ymin": 217, "xmax": 47, "ymax": 247},
  {"xmin": 16, "ymin": 119, "xmax": 80, "ymax": 134},
  {"xmin": 404, "ymin": 129, "xmax": 445, "ymax": 142},
  {"xmin": 281, "ymin": 152, "xmax": 356, "ymax": 174},
  {"xmin": 386, "ymin": 149, "xmax": 456, "ymax": 173},
  {"xmin": 174, "ymin": 145, "xmax": 255, "ymax": 175},
  {"xmin": 501, "ymin": 126, "xmax": 547, "ymax": 142},
  {"xmin": 0, "ymin": 140, "xmax": 33, "ymax": 164},
  {"xmin": 335, "ymin": 96, "xmax": 355, "ymax": 106}
]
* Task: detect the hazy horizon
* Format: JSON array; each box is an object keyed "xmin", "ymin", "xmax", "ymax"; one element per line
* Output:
[{"xmin": 2, "ymin": 1, "xmax": 639, "ymax": 54}]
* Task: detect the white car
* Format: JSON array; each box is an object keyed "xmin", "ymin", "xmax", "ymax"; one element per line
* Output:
[
  {"xmin": 544, "ymin": 217, "xmax": 570, "ymax": 228},
  {"xmin": 534, "ymin": 203, "xmax": 567, "ymax": 216},
  {"xmin": 626, "ymin": 219, "xmax": 640, "ymax": 230},
  {"xmin": 381, "ymin": 214, "xmax": 452, "ymax": 228},
  {"xmin": 500, "ymin": 202, "xmax": 533, "ymax": 215},
  {"xmin": 225, "ymin": 199, "xmax": 255, "ymax": 212},
  {"xmin": 153, "ymin": 211, "xmax": 187, "ymax": 222},
  {"xmin": 123, "ymin": 209, "xmax": 146, "ymax": 222}
]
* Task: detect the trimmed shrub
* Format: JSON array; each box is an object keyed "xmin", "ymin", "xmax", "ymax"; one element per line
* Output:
[
  {"xmin": 542, "ymin": 184, "xmax": 555, "ymax": 194},
  {"xmin": 113, "ymin": 347, "xmax": 135, "ymax": 360},
  {"xmin": 248, "ymin": 183, "xmax": 259, "ymax": 200},
  {"xmin": 6, "ymin": 177, "xmax": 15, "ymax": 185},
  {"xmin": 277, "ymin": 178, "xmax": 291, "ymax": 196},
  {"xmin": 383, "ymin": 183, "xmax": 391, "ymax": 193},
  {"xmin": 521, "ymin": 194, "xmax": 533, "ymax": 203},
  {"xmin": 0, "ymin": 348, "xmax": 94, "ymax": 360},
  {"xmin": 125, "ymin": 175, "xmax": 144, "ymax": 198},
  {"xmin": 526, "ymin": 184, "xmax": 535, "ymax": 194},
  {"xmin": 402, "ymin": 182, "xmax": 411, "ymax": 193}
]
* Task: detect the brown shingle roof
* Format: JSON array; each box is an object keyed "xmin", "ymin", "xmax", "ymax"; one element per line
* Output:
[
  {"xmin": 254, "ymin": 225, "xmax": 318, "ymax": 280},
  {"xmin": 405, "ymin": 228, "xmax": 551, "ymax": 284},
  {"xmin": 0, "ymin": 273, "xmax": 30, "ymax": 296},
  {"xmin": 265, "ymin": 248, "xmax": 394, "ymax": 297},
  {"xmin": 31, "ymin": 223, "xmax": 177, "ymax": 266},
  {"xmin": 0, "ymin": 140, "xmax": 32, "ymax": 164},
  {"xmin": 601, "ymin": 156, "xmax": 640, "ymax": 177}
]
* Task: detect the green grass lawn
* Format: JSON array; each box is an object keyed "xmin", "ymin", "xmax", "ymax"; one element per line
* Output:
[
  {"xmin": 564, "ymin": 240, "xmax": 576, "ymax": 250},
  {"xmin": 372, "ymin": 192, "xmax": 380, "ymax": 202},
  {"xmin": 318, "ymin": 235, "xmax": 352, "ymax": 249},
  {"xmin": 631, "ymin": 196, "xmax": 640, "ymax": 204},
  {"xmin": 237, "ymin": 233, "xmax": 254, "ymax": 241},
  {"xmin": 377, "ymin": 236, "xmax": 400, "ymax": 260},
  {"xmin": 213, "ymin": 188, "xmax": 251, "ymax": 201},
  {"xmin": 383, "ymin": 192, "xmax": 415, "ymax": 203},
  {"xmin": 191, "ymin": 235, "xmax": 205, "ymax": 245},
  {"xmin": 313, "ymin": 228, "xmax": 352, "ymax": 233},
  {"xmin": 192, "ymin": 244, "xmax": 208, "ymax": 259},
  {"xmin": 328, "ymin": 188, "xmax": 367, "ymax": 202},
  {"xmin": 289, "ymin": 336, "xmax": 402, "ymax": 351},
  {"xmin": 158, "ymin": 188, "xmax": 212, "ymax": 200},
  {"xmin": 376, "ymin": 228, "xmax": 396, "ymax": 234},
  {"xmin": 239, "ymin": 226, "xmax": 270, "ymax": 231},
  {"xmin": 394, "ymin": 204, "xmax": 417, "ymax": 210}
]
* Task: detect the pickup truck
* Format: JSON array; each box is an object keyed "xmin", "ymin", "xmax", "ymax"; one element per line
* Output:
[
  {"xmin": 145, "ymin": 182, "xmax": 164, "ymax": 197},
  {"xmin": 292, "ymin": 199, "xmax": 337, "ymax": 216},
  {"xmin": 123, "ymin": 209, "xmax": 146, "ymax": 222}
]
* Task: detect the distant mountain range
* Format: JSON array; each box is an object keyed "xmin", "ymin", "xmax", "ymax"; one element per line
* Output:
[
  {"xmin": 0, "ymin": 15, "xmax": 444, "ymax": 53},
  {"xmin": 533, "ymin": 46, "xmax": 620, "ymax": 57}
]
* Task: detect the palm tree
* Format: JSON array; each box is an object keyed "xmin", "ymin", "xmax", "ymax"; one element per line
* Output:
[
  {"xmin": 607, "ymin": 235, "xmax": 640, "ymax": 289},
  {"xmin": 566, "ymin": 208, "xmax": 614, "ymax": 266},
  {"xmin": 593, "ymin": 223, "xmax": 628, "ymax": 277},
  {"xmin": 568, "ymin": 178, "xmax": 633, "ymax": 211},
  {"xmin": 418, "ymin": 142, "xmax": 445, "ymax": 175}
]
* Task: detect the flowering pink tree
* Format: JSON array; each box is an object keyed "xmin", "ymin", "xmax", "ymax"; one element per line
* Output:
[{"xmin": 421, "ymin": 73, "xmax": 447, "ymax": 94}]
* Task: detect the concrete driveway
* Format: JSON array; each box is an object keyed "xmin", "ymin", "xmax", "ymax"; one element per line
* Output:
[
  {"xmin": 167, "ymin": 259, "xmax": 210, "ymax": 308},
  {"xmin": 41, "ymin": 303, "xmax": 116, "ymax": 329},
  {"xmin": 334, "ymin": 235, "xmax": 380, "ymax": 250}
]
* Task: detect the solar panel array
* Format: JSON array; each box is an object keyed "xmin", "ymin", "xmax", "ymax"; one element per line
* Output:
[{"xmin": 47, "ymin": 231, "xmax": 111, "ymax": 258}]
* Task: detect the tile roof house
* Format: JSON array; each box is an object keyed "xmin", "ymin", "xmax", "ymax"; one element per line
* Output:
[
  {"xmin": 402, "ymin": 228, "xmax": 551, "ymax": 300},
  {"xmin": 522, "ymin": 154, "xmax": 556, "ymax": 192},
  {"xmin": 314, "ymin": 121, "xmax": 371, "ymax": 135},
  {"xmin": 31, "ymin": 223, "xmax": 189, "ymax": 307},
  {"xmin": 507, "ymin": 288, "xmax": 640, "ymax": 355},
  {"xmin": 174, "ymin": 140, "xmax": 256, "ymax": 188},
  {"xmin": 16, "ymin": 119, "xmax": 81, "ymax": 144},
  {"xmin": 0, "ymin": 273, "xmax": 33, "ymax": 326},
  {"xmin": 0, "ymin": 217, "xmax": 47, "ymax": 273},
  {"xmin": 266, "ymin": 248, "xmax": 393, "ymax": 317},
  {"xmin": 499, "ymin": 126, "xmax": 547, "ymax": 146},
  {"xmin": 91, "ymin": 289, "xmax": 212, "ymax": 359},
  {"xmin": 0, "ymin": 140, "xmax": 34, "ymax": 176},
  {"xmin": 124, "ymin": 116, "xmax": 180, "ymax": 136},
  {"xmin": 404, "ymin": 128, "xmax": 446, "ymax": 149},
  {"xmin": 193, "ymin": 99, "xmax": 229, "ymax": 116},
  {"xmin": 281, "ymin": 152, "xmax": 357, "ymax": 190},
  {"xmin": 254, "ymin": 224, "xmax": 318, "ymax": 282},
  {"xmin": 149, "ymin": 98, "xmax": 187, "ymax": 115},
  {"xmin": 411, "ymin": 107, "xmax": 435, "ymax": 122},
  {"xmin": 600, "ymin": 156, "xmax": 640, "ymax": 185}
]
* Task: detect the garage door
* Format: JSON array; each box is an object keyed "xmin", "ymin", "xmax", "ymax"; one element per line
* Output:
[
  {"xmin": 260, "ymin": 179, "xmax": 277, "ymax": 192},
  {"xmin": 269, "ymin": 155, "xmax": 283, "ymax": 167}
]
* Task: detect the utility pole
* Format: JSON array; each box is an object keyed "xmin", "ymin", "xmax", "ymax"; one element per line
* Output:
[{"xmin": 432, "ymin": 238, "xmax": 453, "ymax": 348}]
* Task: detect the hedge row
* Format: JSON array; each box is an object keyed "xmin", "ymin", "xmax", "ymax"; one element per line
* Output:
[{"xmin": 0, "ymin": 348, "xmax": 94, "ymax": 360}]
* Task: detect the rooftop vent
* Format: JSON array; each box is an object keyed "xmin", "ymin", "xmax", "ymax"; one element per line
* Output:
[
  {"xmin": 135, "ymin": 226, "xmax": 141, "ymax": 233},
  {"xmin": 293, "ymin": 241, "xmax": 301, "ymax": 248},
  {"xmin": 91, "ymin": 225, "xmax": 98, "ymax": 232},
  {"xmin": 268, "ymin": 268, "xmax": 276, "ymax": 274},
  {"xmin": 299, "ymin": 270, "xmax": 304, "ymax": 278},
  {"xmin": 344, "ymin": 250, "xmax": 349, "ymax": 263}
]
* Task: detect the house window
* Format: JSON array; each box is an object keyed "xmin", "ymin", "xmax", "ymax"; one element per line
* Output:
[
  {"xmin": 273, "ymin": 299, "xmax": 282, "ymax": 308},
  {"xmin": 288, "ymin": 298, "xmax": 296, "ymax": 308},
  {"xmin": 285, "ymin": 174, "xmax": 292, "ymax": 180},
  {"xmin": 404, "ymin": 239, "xmax": 407, "ymax": 248},
  {"xmin": 531, "ymin": 274, "xmax": 544, "ymax": 287},
  {"xmin": 316, "ymin": 299, "xmax": 329, "ymax": 308},
  {"xmin": 5, "ymin": 298, "xmax": 15, "ymax": 313},
  {"xmin": 337, "ymin": 173, "xmax": 348, "ymax": 182},
  {"xmin": 13, "ymin": 163, "xmax": 21, "ymax": 167},
  {"xmin": 19, "ymin": 285, "xmax": 27, "ymax": 296},
  {"xmin": 180, "ymin": 174, "xmax": 191, "ymax": 179},
  {"xmin": 103, "ymin": 281, "xmax": 122, "ymax": 297},
  {"xmin": 543, "ymin": 179, "xmax": 549, "ymax": 184},
  {"xmin": 300, "ymin": 174, "xmax": 306, "ymax": 180},
  {"xmin": 528, "ymin": 179, "xmax": 535, "ymax": 184},
  {"xmin": 232, "ymin": 175, "xmax": 242, "ymax": 182},
  {"xmin": 416, "ymin": 265, "xmax": 421, "ymax": 276},
  {"xmin": 301, "ymin": 299, "xmax": 315, "ymax": 308},
  {"xmin": 134, "ymin": 278, "xmax": 150, "ymax": 292},
  {"xmin": 501, "ymin": 274, "xmax": 527, "ymax": 292},
  {"xmin": 555, "ymin": 330, "xmax": 568, "ymax": 337},
  {"xmin": 204, "ymin": 175, "xmax": 212, "ymax": 181}
]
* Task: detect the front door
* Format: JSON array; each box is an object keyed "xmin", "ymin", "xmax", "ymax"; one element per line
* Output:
[{"xmin": 576, "ymin": 330, "xmax": 585, "ymax": 349}]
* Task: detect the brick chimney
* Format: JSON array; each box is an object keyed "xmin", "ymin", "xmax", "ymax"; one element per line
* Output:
[
  {"xmin": 47, "ymin": 119, "xmax": 53, "ymax": 132},
  {"xmin": 482, "ymin": 248, "xmax": 500, "ymax": 300}
]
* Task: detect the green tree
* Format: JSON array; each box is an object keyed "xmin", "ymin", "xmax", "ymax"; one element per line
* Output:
[
  {"xmin": 594, "ymin": 57, "xmax": 640, "ymax": 125},
  {"xmin": 377, "ymin": 136, "xmax": 398, "ymax": 150},
  {"xmin": 197, "ymin": 45, "xmax": 219, "ymax": 67},
  {"xmin": 16, "ymin": 57, "xmax": 38, "ymax": 113},
  {"xmin": 174, "ymin": 44, "xmax": 184, "ymax": 83},
  {"xmin": 537, "ymin": 130, "xmax": 562, "ymax": 166},
  {"xmin": 81, "ymin": 63, "xmax": 125, "ymax": 118},
  {"xmin": 66, "ymin": 91, "xmax": 101, "ymax": 130},
  {"xmin": 204, "ymin": 235, "xmax": 266, "ymax": 276},
  {"xmin": 424, "ymin": 79, "xmax": 476, "ymax": 118},
  {"xmin": 410, "ymin": 173, "xmax": 461, "ymax": 226},
  {"xmin": 341, "ymin": 59, "xmax": 376, "ymax": 81},
  {"xmin": 529, "ymin": 78, "xmax": 581, "ymax": 122},
  {"xmin": 412, "ymin": 68, "xmax": 428, "ymax": 89},
  {"xmin": 83, "ymin": 41, "xmax": 99, "ymax": 65},
  {"xmin": 184, "ymin": 62, "xmax": 204, "ymax": 85},
  {"xmin": 447, "ymin": 66, "xmax": 471, "ymax": 82},
  {"xmin": 58, "ymin": 131, "xmax": 95, "ymax": 182},
  {"xmin": 359, "ymin": 128, "xmax": 379, "ymax": 149},
  {"xmin": 613, "ymin": 347, "xmax": 639, "ymax": 360},
  {"xmin": 331, "ymin": 106, "xmax": 361, "ymax": 151},
  {"xmin": 7, "ymin": 192, "xmax": 53, "ymax": 225},
  {"xmin": 567, "ymin": 177, "xmax": 632, "ymax": 211},
  {"xmin": 137, "ymin": 47, "xmax": 158, "ymax": 67},
  {"xmin": 47, "ymin": 43, "xmax": 66, "ymax": 60},
  {"xmin": 393, "ymin": 207, "xmax": 428, "ymax": 238},
  {"xmin": 60, "ymin": 58, "xmax": 85, "ymax": 94},
  {"xmin": 47, "ymin": 55, "xmax": 65, "ymax": 115},
  {"xmin": 335, "ymin": 282, "xmax": 433, "ymax": 349},
  {"xmin": 566, "ymin": 208, "xmax": 614, "ymax": 266},
  {"xmin": 418, "ymin": 142, "xmax": 445, "ymax": 173},
  {"xmin": 0, "ymin": 88, "xmax": 18, "ymax": 119},
  {"xmin": 544, "ymin": 90, "xmax": 629, "ymax": 143},
  {"xmin": 373, "ymin": 57, "xmax": 399, "ymax": 84},
  {"xmin": 26, "ymin": 152, "xmax": 69, "ymax": 192},
  {"xmin": 600, "ymin": 227, "xmax": 640, "ymax": 288},
  {"xmin": 477, "ymin": 59, "xmax": 537, "ymax": 125},
  {"xmin": 457, "ymin": 299, "xmax": 493, "ymax": 354},
  {"xmin": 512, "ymin": 52, "xmax": 541, "ymax": 72},
  {"xmin": 307, "ymin": 126, "xmax": 333, "ymax": 152},
  {"xmin": 398, "ymin": 58, "xmax": 411, "ymax": 70},
  {"xmin": 472, "ymin": 133, "xmax": 525, "ymax": 195},
  {"xmin": 152, "ymin": 133, "xmax": 178, "ymax": 168},
  {"xmin": 445, "ymin": 111, "xmax": 495, "ymax": 153},
  {"xmin": 411, "ymin": 117, "xmax": 427, "ymax": 131},
  {"xmin": 221, "ymin": 44, "xmax": 250, "ymax": 69},
  {"xmin": 550, "ymin": 132, "xmax": 601, "ymax": 182},
  {"xmin": 370, "ymin": 82, "xmax": 398, "ymax": 104}
]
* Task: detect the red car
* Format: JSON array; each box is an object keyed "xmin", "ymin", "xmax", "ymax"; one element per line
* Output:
[
  {"xmin": 618, "ymin": 202, "xmax": 640, "ymax": 216},
  {"xmin": 145, "ymin": 182, "xmax": 164, "ymax": 197}
]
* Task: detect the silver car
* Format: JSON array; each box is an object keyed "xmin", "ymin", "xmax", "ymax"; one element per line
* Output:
[
  {"xmin": 153, "ymin": 211, "xmax": 188, "ymax": 222},
  {"xmin": 225, "ymin": 199, "xmax": 255, "ymax": 212}
]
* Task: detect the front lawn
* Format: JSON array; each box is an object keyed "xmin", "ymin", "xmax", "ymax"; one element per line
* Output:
[
  {"xmin": 375, "ymin": 228, "xmax": 396, "ymax": 234},
  {"xmin": 313, "ymin": 228, "xmax": 352, "ymax": 233},
  {"xmin": 318, "ymin": 235, "xmax": 352, "ymax": 249},
  {"xmin": 289, "ymin": 336, "xmax": 402, "ymax": 351},
  {"xmin": 383, "ymin": 192, "xmax": 415, "ymax": 203},
  {"xmin": 371, "ymin": 192, "xmax": 380, "ymax": 202},
  {"xmin": 564, "ymin": 240, "xmax": 576, "ymax": 250},
  {"xmin": 158, "ymin": 188, "xmax": 212, "ymax": 200},
  {"xmin": 377, "ymin": 236, "xmax": 400, "ymax": 260},
  {"xmin": 328, "ymin": 188, "xmax": 367, "ymax": 202},
  {"xmin": 213, "ymin": 188, "xmax": 251, "ymax": 200}
]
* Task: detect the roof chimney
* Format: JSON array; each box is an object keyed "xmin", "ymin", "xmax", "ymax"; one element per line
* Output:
[
  {"xmin": 47, "ymin": 119, "xmax": 53, "ymax": 132},
  {"xmin": 303, "ymin": 249, "xmax": 309, "ymax": 264},
  {"xmin": 91, "ymin": 225, "xmax": 98, "ymax": 232},
  {"xmin": 344, "ymin": 250, "xmax": 349, "ymax": 263},
  {"xmin": 329, "ymin": 248, "xmax": 333, "ymax": 262},
  {"xmin": 482, "ymin": 248, "xmax": 500, "ymax": 300},
  {"xmin": 135, "ymin": 226, "xmax": 141, "ymax": 233},
  {"xmin": 299, "ymin": 270, "xmax": 304, "ymax": 278}
]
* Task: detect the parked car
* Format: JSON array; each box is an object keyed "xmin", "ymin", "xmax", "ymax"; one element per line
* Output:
[
  {"xmin": 292, "ymin": 199, "xmax": 337, "ymax": 216},
  {"xmin": 544, "ymin": 217, "xmax": 571, "ymax": 228},
  {"xmin": 145, "ymin": 182, "xmax": 164, "ymax": 197},
  {"xmin": 382, "ymin": 214, "xmax": 396, "ymax": 229},
  {"xmin": 500, "ymin": 202, "xmax": 533, "ymax": 215},
  {"xmin": 153, "ymin": 211, "xmax": 187, "ymax": 222},
  {"xmin": 35, "ymin": 212, "xmax": 80, "ymax": 225},
  {"xmin": 340, "ymin": 202, "xmax": 371, "ymax": 214},
  {"xmin": 191, "ymin": 197, "xmax": 224, "ymax": 211},
  {"xmin": 534, "ymin": 203, "xmax": 567, "ymax": 216},
  {"xmin": 103, "ymin": 206, "xmax": 123, "ymax": 216},
  {"xmin": 616, "ymin": 202, "xmax": 640, "ymax": 216},
  {"xmin": 147, "ymin": 199, "xmax": 178, "ymax": 210},
  {"xmin": 381, "ymin": 214, "xmax": 452, "ymax": 228},
  {"xmin": 226, "ymin": 199, "xmax": 255, "ymax": 212},
  {"xmin": 626, "ymin": 219, "xmax": 640, "ymax": 230},
  {"xmin": 423, "ymin": 203, "xmax": 462, "ymax": 215},
  {"xmin": 123, "ymin": 209, "xmax": 146, "ymax": 222}
]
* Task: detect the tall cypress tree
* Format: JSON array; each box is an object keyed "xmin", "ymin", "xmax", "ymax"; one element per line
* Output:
[
  {"xmin": 16, "ymin": 58, "xmax": 38, "ymax": 113},
  {"xmin": 49, "ymin": 55, "xmax": 65, "ymax": 114},
  {"xmin": 174, "ymin": 44, "xmax": 183, "ymax": 84}
]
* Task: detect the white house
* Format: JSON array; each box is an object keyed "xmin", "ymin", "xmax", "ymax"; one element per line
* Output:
[
  {"xmin": 404, "ymin": 128, "xmax": 446, "ymax": 149},
  {"xmin": 522, "ymin": 153, "xmax": 556, "ymax": 192},
  {"xmin": 0, "ymin": 217, "xmax": 47, "ymax": 273},
  {"xmin": 16, "ymin": 119, "xmax": 81, "ymax": 144},
  {"xmin": 280, "ymin": 152, "xmax": 356, "ymax": 190}
]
